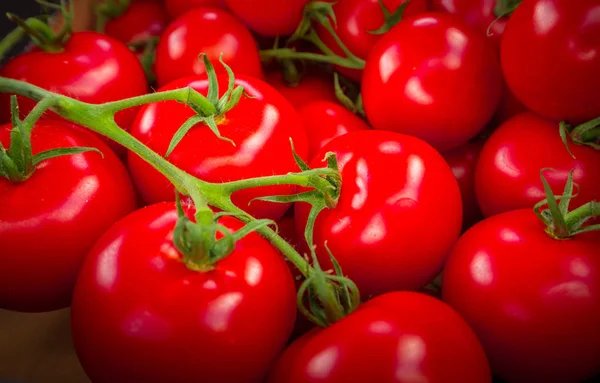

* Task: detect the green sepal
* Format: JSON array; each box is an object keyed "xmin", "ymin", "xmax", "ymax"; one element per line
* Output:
[
  {"xmin": 368, "ymin": 0, "xmax": 410, "ymax": 35},
  {"xmin": 165, "ymin": 116, "xmax": 203, "ymax": 158},
  {"xmin": 494, "ymin": 0, "xmax": 522, "ymax": 18},
  {"xmin": 32, "ymin": 146, "xmax": 103, "ymax": 166}
]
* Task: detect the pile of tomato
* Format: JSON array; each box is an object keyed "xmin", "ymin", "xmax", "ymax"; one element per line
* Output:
[{"xmin": 0, "ymin": 0, "xmax": 599, "ymax": 382}]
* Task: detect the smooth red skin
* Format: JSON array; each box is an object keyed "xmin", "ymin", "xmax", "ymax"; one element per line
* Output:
[
  {"xmin": 154, "ymin": 8, "xmax": 262, "ymax": 87},
  {"xmin": 430, "ymin": 0, "xmax": 507, "ymax": 51},
  {"xmin": 268, "ymin": 292, "xmax": 491, "ymax": 383},
  {"xmin": 165, "ymin": 0, "xmax": 226, "ymax": 19},
  {"xmin": 501, "ymin": 0, "xmax": 600, "ymax": 124},
  {"xmin": 265, "ymin": 72, "xmax": 337, "ymax": 109},
  {"xmin": 298, "ymin": 101, "xmax": 370, "ymax": 160},
  {"xmin": 295, "ymin": 130, "xmax": 462, "ymax": 298},
  {"xmin": 224, "ymin": 0, "xmax": 310, "ymax": 37},
  {"xmin": 105, "ymin": 0, "xmax": 168, "ymax": 45},
  {"xmin": 71, "ymin": 202, "xmax": 297, "ymax": 383},
  {"xmin": 362, "ymin": 13, "xmax": 503, "ymax": 152},
  {"xmin": 0, "ymin": 32, "xmax": 147, "ymax": 133},
  {"xmin": 0, "ymin": 121, "xmax": 136, "ymax": 312},
  {"xmin": 318, "ymin": 0, "xmax": 429, "ymax": 82},
  {"xmin": 442, "ymin": 210, "xmax": 600, "ymax": 383},
  {"xmin": 128, "ymin": 75, "xmax": 308, "ymax": 221},
  {"xmin": 443, "ymin": 140, "xmax": 484, "ymax": 230},
  {"xmin": 475, "ymin": 112, "xmax": 600, "ymax": 218}
]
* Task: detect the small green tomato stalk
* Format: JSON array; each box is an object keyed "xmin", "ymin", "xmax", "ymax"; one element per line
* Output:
[
  {"xmin": 535, "ymin": 169, "xmax": 600, "ymax": 239},
  {"xmin": 560, "ymin": 116, "xmax": 600, "ymax": 156},
  {"xmin": 0, "ymin": 55, "xmax": 359, "ymax": 326}
]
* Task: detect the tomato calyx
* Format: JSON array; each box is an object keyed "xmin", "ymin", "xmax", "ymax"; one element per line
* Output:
[
  {"xmin": 560, "ymin": 116, "xmax": 600, "ymax": 157},
  {"xmin": 334, "ymin": 73, "xmax": 365, "ymax": 117},
  {"xmin": 494, "ymin": 0, "xmax": 522, "ymax": 18},
  {"xmin": 95, "ymin": 0, "xmax": 131, "ymax": 32},
  {"xmin": 369, "ymin": 0, "xmax": 411, "ymax": 36},
  {"xmin": 6, "ymin": 0, "xmax": 74, "ymax": 54},
  {"xmin": 260, "ymin": 1, "xmax": 366, "ymax": 70},
  {"xmin": 534, "ymin": 169, "xmax": 600, "ymax": 239},
  {"xmin": 165, "ymin": 55, "xmax": 245, "ymax": 157},
  {"xmin": 0, "ymin": 96, "xmax": 102, "ymax": 183}
]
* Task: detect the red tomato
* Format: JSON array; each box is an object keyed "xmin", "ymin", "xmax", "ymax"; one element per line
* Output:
[
  {"xmin": 71, "ymin": 202, "xmax": 297, "ymax": 383},
  {"xmin": 501, "ymin": 0, "xmax": 600, "ymax": 124},
  {"xmin": 443, "ymin": 140, "xmax": 484, "ymax": 230},
  {"xmin": 297, "ymin": 100, "xmax": 370, "ymax": 160},
  {"xmin": 430, "ymin": 0, "xmax": 507, "ymax": 51},
  {"xmin": 104, "ymin": 0, "xmax": 167, "ymax": 46},
  {"xmin": 442, "ymin": 209, "xmax": 600, "ymax": 383},
  {"xmin": 362, "ymin": 13, "xmax": 503, "ymax": 151},
  {"xmin": 154, "ymin": 8, "xmax": 262, "ymax": 87},
  {"xmin": 224, "ymin": 0, "xmax": 310, "ymax": 37},
  {"xmin": 0, "ymin": 32, "xmax": 148, "ymax": 133},
  {"xmin": 475, "ymin": 112, "xmax": 600, "ymax": 218},
  {"xmin": 0, "ymin": 121, "xmax": 136, "ymax": 312},
  {"xmin": 128, "ymin": 74, "xmax": 308, "ymax": 221},
  {"xmin": 165, "ymin": 0, "xmax": 226, "ymax": 19},
  {"xmin": 295, "ymin": 130, "xmax": 462, "ymax": 298},
  {"xmin": 268, "ymin": 292, "xmax": 491, "ymax": 383},
  {"xmin": 318, "ymin": 0, "xmax": 429, "ymax": 81},
  {"xmin": 265, "ymin": 72, "xmax": 337, "ymax": 109}
]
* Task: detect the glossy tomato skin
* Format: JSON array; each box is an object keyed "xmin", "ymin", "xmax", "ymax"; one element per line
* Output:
[
  {"xmin": 362, "ymin": 13, "xmax": 502, "ymax": 151},
  {"xmin": 475, "ymin": 112, "xmax": 600, "ymax": 218},
  {"xmin": 268, "ymin": 292, "xmax": 491, "ymax": 383},
  {"xmin": 0, "ymin": 32, "xmax": 147, "ymax": 133},
  {"xmin": 295, "ymin": 130, "xmax": 462, "ymax": 298},
  {"xmin": 265, "ymin": 72, "xmax": 337, "ymax": 109},
  {"xmin": 0, "ymin": 121, "xmax": 136, "ymax": 312},
  {"xmin": 165, "ymin": 0, "xmax": 226, "ymax": 19},
  {"xmin": 318, "ymin": 0, "xmax": 429, "ymax": 81},
  {"xmin": 71, "ymin": 202, "xmax": 297, "ymax": 383},
  {"xmin": 224, "ymin": 0, "xmax": 310, "ymax": 37},
  {"xmin": 442, "ymin": 209, "xmax": 600, "ymax": 383},
  {"xmin": 298, "ymin": 100, "xmax": 370, "ymax": 159},
  {"xmin": 430, "ymin": 0, "xmax": 507, "ymax": 51},
  {"xmin": 154, "ymin": 8, "xmax": 262, "ymax": 87},
  {"xmin": 443, "ymin": 140, "xmax": 484, "ymax": 230},
  {"xmin": 128, "ymin": 74, "xmax": 308, "ymax": 221},
  {"xmin": 501, "ymin": 0, "xmax": 600, "ymax": 124},
  {"xmin": 105, "ymin": 0, "xmax": 167, "ymax": 46}
]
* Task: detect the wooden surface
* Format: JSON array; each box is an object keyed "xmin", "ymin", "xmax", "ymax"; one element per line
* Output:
[{"xmin": 0, "ymin": 309, "xmax": 89, "ymax": 383}]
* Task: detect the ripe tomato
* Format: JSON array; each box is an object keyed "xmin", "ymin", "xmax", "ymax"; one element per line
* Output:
[
  {"xmin": 297, "ymin": 100, "xmax": 370, "ymax": 160},
  {"xmin": 71, "ymin": 202, "xmax": 297, "ymax": 383},
  {"xmin": 501, "ymin": 0, "xmax": 600, "ymax": 124},
  {"xmin": 104, "ymin": 0, "xmax": 167, "ymax": 46},
  {"xmin": 0, "ymin": 32, "xmax": 148, "ymax": 133},
  {"xmin": 475, "ymin": 112, "xmax": 600, "ymax": 218},
  {"xmin": 165, "ymin": 0, "xmax": 226, "ymax": 19},
  {"xmin": 224, "ymin": 0, "xmax": 310, "ymax": 37},
  {"xmin": 318, "ymin": 0, "xmax": 429, "ymax": 81},
  {"xmin": 128, "ymin": 74, "xmax": 308, "ymax": 221},
  {"xmin": 295, "ymin": 130, "xmax": 462, "ymax": 298},
  {"xmin": 430, "ymin": 0, "xmax": 507, "ymax": 51},
  {"xmin": 442, "ymin": 209, "xmax": 600, "ymax": 383},
  {"xmin": 154, "ymin": 8, "xmax": 262, "ymax": 87},
  {"xmin": 265, "ymin": 72, "xmax": 337, "ymax": 109},
  {"xmin": 443, "ymin": 140, "xmax": 484, "ymax": 230},
  {"xmin": 0, "ymin": 121, "xmax": 136, "ymax": 312},
  {"xmin": 362, "ymin": 13, "xmax": 502, "ymax": 151},
  {"xmin": 268, "ymin": 292, "xmax": 491, "ymax": 383}
]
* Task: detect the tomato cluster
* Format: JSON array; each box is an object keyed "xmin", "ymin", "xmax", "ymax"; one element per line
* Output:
[{"xmin": 0, "ymin": 0, "xmax": 599, "ymax": 382}]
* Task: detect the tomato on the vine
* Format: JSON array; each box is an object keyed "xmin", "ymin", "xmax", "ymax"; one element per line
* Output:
[
  {"xmin": 298, "ymin": 100, "xmax": 370, "ymax": 159},
  {"xmin": 268, "ymin": 292, "xmax": 491, "ymax": 383},
  {"xmin": 295, "ymin": 130, "xmax": 462, "ymax": 298},
  {"xmin": 475, "ymin": 112, "xmax": 600, "ymax": 218},
  {"xmin": 443, "ymin": 209, "xmax": 600, "ymax": 383},
  {"xmin": 265, "ymin": 72, "xmax": 337, "ymax": 109},
  {"xmin": 224, "ymin": 0, "xmax": 310, "ymax": 37},
  {"xmin": 501, "ymin": 0, "xmax": 600, "ymax": 123},
  {"xmin": 362, "ymin": 13, "xmax": 503, "ymax": 151},
  {"xmin": 0, "ymin": 32, "xmax": 148, "ymax": 134},
  {"xmin": 165, "ymin": 0, "xmax": 227, "ymax": 19},
  {"xmin": 71, "ymin": 202, "xmax": 297, "ymax": 383},
  {"xmin": 0, "ymin": 121, "xmax": 136, "ymax": 312},
  {"xmin": 128, "ymin": 74, "xmax": 308, "ymax": 221},
  {"xmin": 104, "ymin": 0, "xmax": 167, "ymax": 46},
  {"xmin": 154, "ymin": 8, "xmax": 262, "ymax": 87}
]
